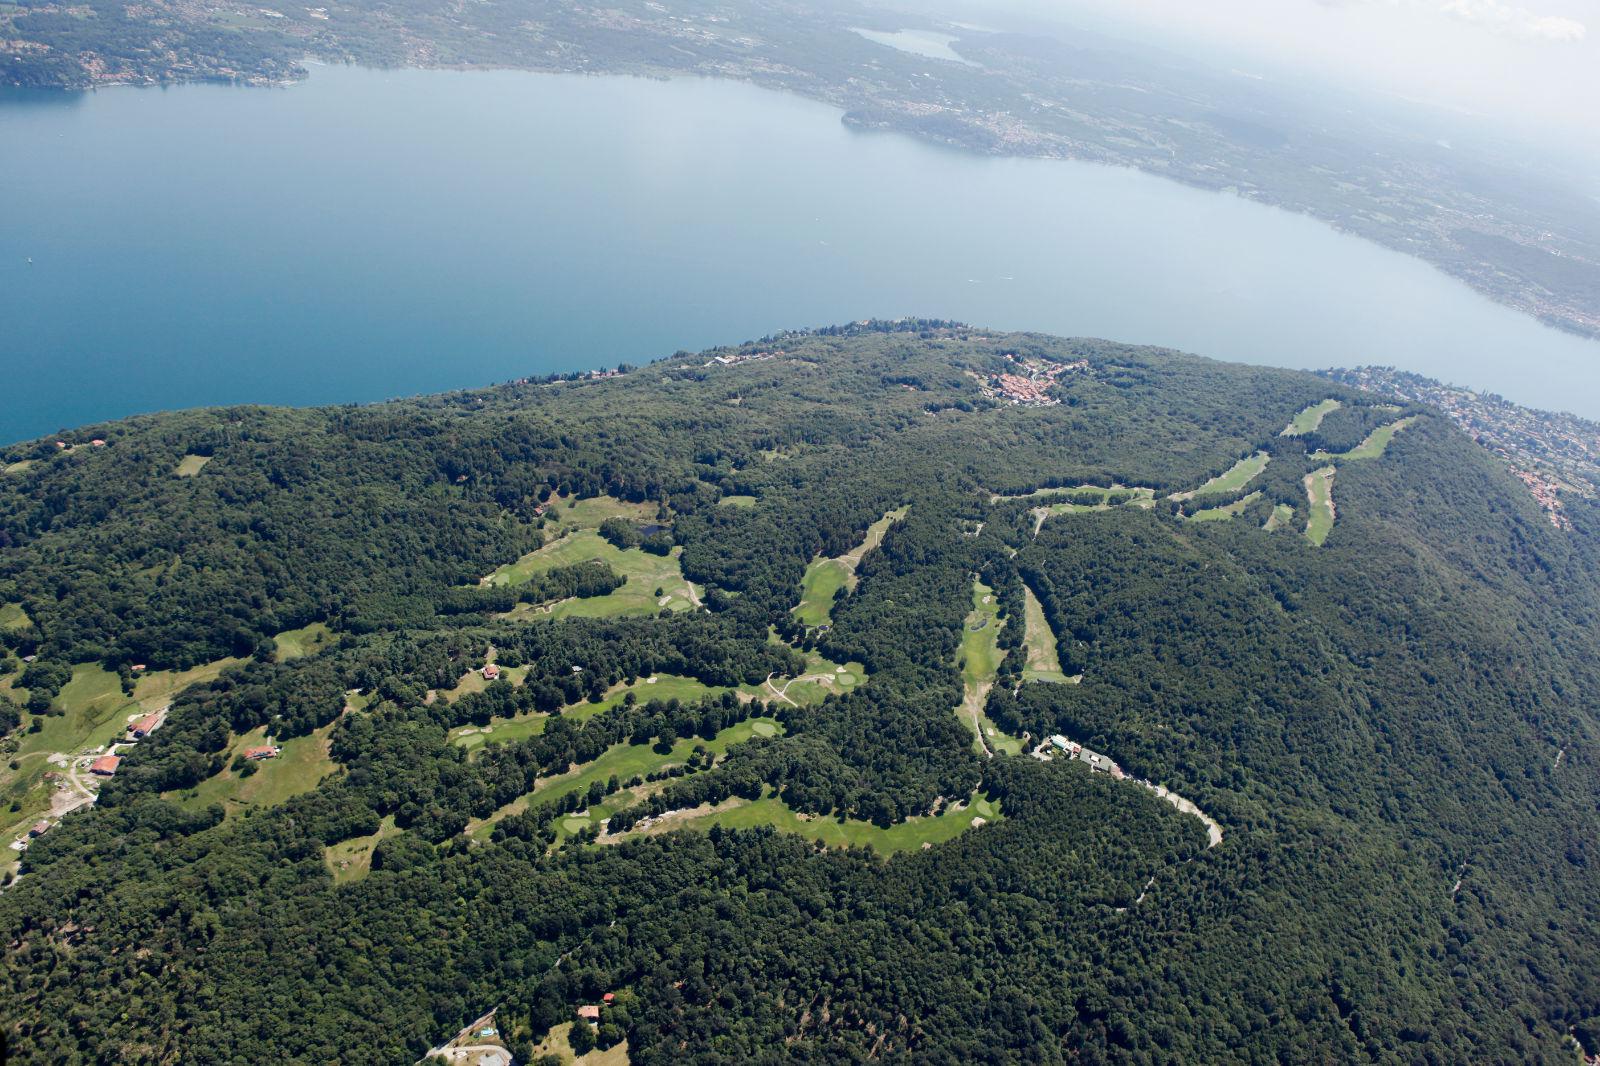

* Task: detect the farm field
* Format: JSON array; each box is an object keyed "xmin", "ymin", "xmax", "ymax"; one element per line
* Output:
[
  {"xmin": 1188, "ymin": 489, "xmax": 1262, "ymax": 522},
  {"xmin": 1304, "ymin": 467, "xmax": 1337, "ymax": 545},
  {"xmin": 469, "ymin": 717, "xmax": 782, "ymax": 840},
  {"xmin": 793, "ymin": 506, "xmax": 906, "ymax": 627},
  {"xmin": 168, "ymin": 721, "xmax": 338, "ymax": 814},
  {"xmin": 1313, "ymin": 416, "xmax": 1420, "ymax": 461},
  {"xmin": 1021, "ymin": 585, "xmax": 1073, "ymax": 684},
  {"xmin": 1171, "ymin": 451, "xmax": 1269, "ymax": 500},
  {"xmin": 173, "ymin": 453, "xmax": 213, "ymax": 477},
  {"xmin": 672, "ymin": 790, "xmax": 1002, "ymax": 855},
  {"xmin": 1281, "ymin": 398, "xmax": 1341, "ymax": 436}
]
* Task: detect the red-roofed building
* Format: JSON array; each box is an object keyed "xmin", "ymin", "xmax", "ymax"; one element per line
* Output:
[
  {"xmin": 577, "ymin": 1005, "xmax": 601, "ymax": 1022},
  {"xmin": 130, "ymin": 712, "xmax": 162, "ymax": 738},
  {"xmin": 482, "ymin": 663, "xmax": 500, "ymax": 681},
  {"xmin": 89, "ymin": 755, "xmax": 121, "ymax": 776},
  {"xmin": 243, "ymin": 745, "xmax": 280, "ymax": 761},
  {"xmin": 602, "ymin": 992, "xmax": 616, "ymax": 1004}
]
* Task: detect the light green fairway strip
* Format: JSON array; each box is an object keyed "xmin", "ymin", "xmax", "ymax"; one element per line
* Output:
[
  {"xmin": 1312, "ymin": 416, "xmax": 1420, "ymax": 461},
  {"xmin": 793, "ymin": 506, "xmax": 906, "ymax": 627},
  {"xmin": 958, "ymin": 579, "xmax": 1023, "ymax": 755},
  {"xmin": 1304, "ymin": 467, "xmax": 1337, "ymax": 546},
  {"xmin": 450, "ymin": 673, "xmax": 732, "ymax": 755},
  {"xmin": 1263, "ymin": 504, "xmax": 1295, "ymax": 532},
  {"xmin": 718, "ymin": 494, "xmax": 757, "ymax": 508},
  {"xmin": 1281, "ymin": 399, "xmax": 1341, "ymax": 436},
  {"xmin": 1187, "ymin": 490, "xmax": 1262, "ymax": 522},
  {"xmin": 1170, "ymin": 451, "xmax": 1269, "ymax": 501},
  {"xmin": 2, "ymin": 459, "xmax": 34, "ymax": 476},
  {"xmin": 674, "ymin": 790, "xmax": 1002, "ymax": 855},
  {"xmin": 469, "ymin": 717, "xmax": 783, "ymax": 839},
  {"xmin": 1021, "ymin": 585, "xmax": 1073, "ymax": 683},
  {"xmin": 173, "ymin": 454, "xmax": 213, "ymax": 477}
]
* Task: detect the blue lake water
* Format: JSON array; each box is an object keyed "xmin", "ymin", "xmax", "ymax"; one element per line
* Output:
[{"xmin": 3, "ymin": 63, "xmax": 1598, "ymax": 443}]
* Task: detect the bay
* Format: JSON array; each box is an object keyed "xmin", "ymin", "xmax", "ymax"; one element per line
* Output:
[{"xmin": 3, "ymin": 63, "xmax": 1597, "ymax": 444}]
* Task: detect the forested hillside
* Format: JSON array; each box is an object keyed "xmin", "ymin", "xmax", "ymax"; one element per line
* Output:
[{"xmin": 4, "ymin": 322, "xmax": 1600, "ymax": 1063}]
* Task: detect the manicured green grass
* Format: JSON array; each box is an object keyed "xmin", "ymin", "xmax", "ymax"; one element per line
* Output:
[
  {"xmin": 272, "ymin": 621, "xmax": 333, "ymax": 660},
  {"xmin": 718, "ymin": 494, "xmax": 757, "ymax": 508},
  {"xmin": 170, "ymin": 722, "xmax": 338, "ymax": 814},
  {"xmin": 490, "ymin": 532, "xmax": 699, "ymax": 617},
  {"xmin": 793, "ymin": 558, "xmax": 851, "ymax": 627},
  {"xmin": 680, "ymin": 791, "xmax": 1002, "ymax": 855},
  {"xmin": 0, "ymin": 602, "xmax": 30, "ymax": 632},
  {"xmin": 791, "ymin": 508, "xmax": 905, "ymax": 628},
  {"xmin": 325, "ymin": 814, "xmax": 397, "ymax": 884},
  {"xmin": 957, "ymin": 579, "xmax": 1022, "ymax": 755},
  {"xmin": 469, "ymin": 717, "xmax": 782, "ymax": 839},
  {"xmin": 1304, "ymin": 467, "xmax": 1337, "ymax": 546},
  {"xmin": 1187, "ymin": 490, "xmax": 1262, "ymax": 522},
  {"xmin": 2, "ymin": 459, "xmax": 33, "ymax": 476},
  {"xmin": 1281, "ymin": 398, "xmax": 1341, "ymax": 436},
  {"xmin": 173, "ymin": 454, "xmax": 213, "ymax": 477},
  {"xmin": 1020, "ymin": 585, "xmax": 1072, "ymax": 684},
  {"xmin": 1173, "ymin": 451, "xmax": 1269, "ymax": 500},
  {"xmin": 1312, "ymin": 416, "xmax": 1420, "ymax": 461},
  {"xmin": 1263, "ymin": 503, "xmax": 1295, "ymax": 532}
]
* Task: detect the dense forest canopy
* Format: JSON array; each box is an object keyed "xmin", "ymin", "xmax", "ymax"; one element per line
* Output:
[{"xmin": 3, "ymin": 322, "xmax": 1600, "ymax": 1063}]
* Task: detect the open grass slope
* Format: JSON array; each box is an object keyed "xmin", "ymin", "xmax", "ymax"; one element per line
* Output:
[
  {"xmin": 792, "ymin": 507, "xmax": 906, "ymax": 627},
  {"xmin": 1169, "ymin": 451, "xmax": 1269, "ymax": 501},
  {"xmin": 325, "ymin": 814, "xmax": 398, "ymax": 885},
  {"xmin": 1280, "ymin": 398, "xmax": 1341, "ymax": 436},
  {"xmin": 168, "ymin": 721, "xmax": 338, "ymax": 814},
  {"xmin": 1021, "ymin": 585, "xmax": 1073, "ymax": 684},
  {"xmin": 1313, "ymin": 416, "xmax": 1421, "ymax": 461},
  {"xmin": 672, "ymin": 790, "xmax": 1002, "ymax": 855},
  {"xmin": 1304, "ymin": 466, "xmax": 1337, "ymax": 546},
  {"xmin": 0, "ymin": 602, "xmax": 30, "ymax": 632},
  {"xmin": 173, "ymin": 454, "xmax": 213, "ymax": 478}
]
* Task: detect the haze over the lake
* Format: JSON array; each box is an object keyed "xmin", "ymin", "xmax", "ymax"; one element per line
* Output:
[{"xmin": 3, "ymin": 63, "xmax": 1598, "ymax": 443}]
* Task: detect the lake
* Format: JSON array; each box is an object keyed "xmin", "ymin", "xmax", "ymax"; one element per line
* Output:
[{"xmin": 3, "ymin": 63, "xmax": 1598, "ymax": 443}]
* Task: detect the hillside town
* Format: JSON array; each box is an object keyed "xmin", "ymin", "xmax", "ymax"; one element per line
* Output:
[
  {"xmin": 975, "ymin": 354, "xmax": 1088, "ymax": 407},
  {"xmin": 1323, "ymin": 366, "xmax": 1599, "ymax": 529}
]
